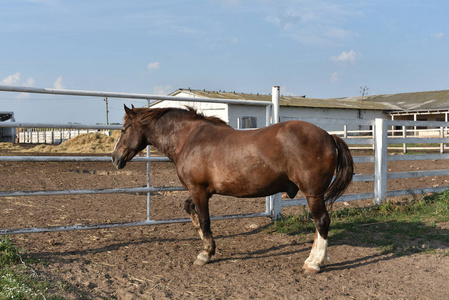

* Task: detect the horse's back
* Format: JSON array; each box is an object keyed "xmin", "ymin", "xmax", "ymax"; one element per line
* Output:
[{"xmin": 276, "ymin": 121, "xmax": 337, "ymax": 172}]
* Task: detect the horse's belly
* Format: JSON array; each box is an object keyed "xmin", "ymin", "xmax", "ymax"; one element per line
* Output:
[{"xmin": 212, "ymin": 170, "xmax": 292, "ymax": 198}]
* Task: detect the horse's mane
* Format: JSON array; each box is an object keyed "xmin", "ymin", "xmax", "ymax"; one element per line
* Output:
[{"xmin": 133, "ymin": 106, "xmax": 229, "ymax": 127}]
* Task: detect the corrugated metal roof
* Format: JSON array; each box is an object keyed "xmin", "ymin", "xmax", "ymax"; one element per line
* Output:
[
  {"xmin": 167, "ymin": 88, "xmax": 449, "ymax": 112},
  {"xmin": 361, "ymin": 90, "xmax": 449, "ymax": 111}
]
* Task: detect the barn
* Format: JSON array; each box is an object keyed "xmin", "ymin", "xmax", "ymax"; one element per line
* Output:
[{"xmin": 150, "ymin": 88, "xmax": 449, "ymax": 132}]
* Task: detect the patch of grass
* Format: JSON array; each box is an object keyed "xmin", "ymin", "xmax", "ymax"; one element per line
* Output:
[
  {"xmin": 0, "ymin": 235, "xmax": 21, "ymax": 266},
  {"xmin": 271, "ymin": 190, "xmax": 449, "ymax": 256},
  {"xmin": 0, "ymin": 236, "xmax": 66, "ymax": 300},
  {"xmin": 271, "ymin": 206, "xmax": 315, "ymax": 236}
]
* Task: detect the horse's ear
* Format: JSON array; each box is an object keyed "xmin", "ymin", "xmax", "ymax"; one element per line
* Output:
[{"xmin": 124, "ymin": 105, "xmax": 137, "ymax": 118}]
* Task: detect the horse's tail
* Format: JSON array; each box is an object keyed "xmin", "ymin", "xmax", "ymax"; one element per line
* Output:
[{"xmin": 324, "ymin": 135, "xmax": 354, "ymax": 204}]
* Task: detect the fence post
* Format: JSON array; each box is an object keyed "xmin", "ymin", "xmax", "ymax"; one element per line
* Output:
[
  {"xmin": 402, "ymin": 126, "xmax": 407, "ymax": 153},
  {"xmin": 269, "ymin": 86, "xmax": 283, "ymax": 220},
  {"xmin": 146, "ymin": 145, "xmax": 151, "ymax": 221},
  {"xmin": 272, "ymin": 86, "xmax": 280, "ymax": 124},
  {"xmin": 270, "ymin": 193, "xmax": 283, "ymax": 221},
  {"xmin": 374, "ymin": 118, "xmax": 388, "ymax": 204}
]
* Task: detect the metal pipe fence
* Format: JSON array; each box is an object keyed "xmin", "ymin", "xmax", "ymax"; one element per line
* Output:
[{"xmin": 0, "ymin": 85, "xmax": 276, "ymax": 235}]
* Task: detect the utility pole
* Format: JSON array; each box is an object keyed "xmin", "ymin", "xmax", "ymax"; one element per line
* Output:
[
  {"xmin": 360, "ymin": 86, "xmax": 369, "ymax": 100},
  {"xmin": 104, "ymin": 97, "xmax": 109, "ymax": 125}
]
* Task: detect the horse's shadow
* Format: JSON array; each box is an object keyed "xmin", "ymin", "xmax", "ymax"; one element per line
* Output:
[
  {"xmin": 211, "ymin": 217, "xmax": 449, "ymax": 272},
  {"xmin": 27, "ymin": 223, "xmax": 273, "ymax": 263},
  {"xmin": 319, "ymin": 218, "xmax": 449, "ymax": 272}
]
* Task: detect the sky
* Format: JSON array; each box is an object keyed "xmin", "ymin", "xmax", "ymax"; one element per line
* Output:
[{"xmin": 1, "ymin": 0, "xmax": 448, "ymax": 124}]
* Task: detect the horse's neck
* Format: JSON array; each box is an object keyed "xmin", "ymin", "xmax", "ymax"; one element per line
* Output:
[{"xmin": 148, "ymin": 118, "xmax": 193, "ymax": 163}]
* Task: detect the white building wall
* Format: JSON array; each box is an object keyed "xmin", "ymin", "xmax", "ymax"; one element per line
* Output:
[
  {"xmin": 227, "ymin": 105, "xmax": 268, "ymax": 129},
  {"xmin": 227, "ymin": 105, "xmax": 387, "ymax": 131},
  {"xmin": 280, "ymin": 107, "xmax": 387, "ymax": 132},
  {"xmin": 151, "ymin": 92, "xmax": 389, "ymax": 132}
]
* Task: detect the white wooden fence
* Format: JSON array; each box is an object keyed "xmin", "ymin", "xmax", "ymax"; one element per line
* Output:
[
  {"xmin": 279, "ymin": 118, "xmax": 449, "ymax": 209},
  {"xmin": 330, "ymin": 124, "xmax": 449, "ymax": 153}
]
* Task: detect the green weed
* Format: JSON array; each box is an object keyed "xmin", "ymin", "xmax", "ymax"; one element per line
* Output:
[
  {"xmin": 0, "ymin": 236, "xmax": 65, "ymax": 300},
  {"xmin": 271, "ymin": 191, "xmax": 449, "ymax": 256},
  {"xmin": 0, "ymin": 235, "xmax": 21, "ymax": 266}
]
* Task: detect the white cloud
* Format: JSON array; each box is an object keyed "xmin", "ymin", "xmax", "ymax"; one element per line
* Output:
[
  {"xmin": 267, "ymin": 9, "xmax": 302, "ymax": 30},
  {"xmin": 28, "ymin": 0, "xmax": 59, "ymax": 5},
  {"xmin": 16, "ymin": 92, "xmax": 31, "ymax": 99},
  {"xmin": 1, "ymin": 72, "xmax": 21, "ymax": 85},
  {"xmin": 331, "ymin": 50, "xmax": 357, "ymax": 64},
  {"xmin": 23, "ymin": 77, "xmax": 35, "ymax": 87},
  {"xmin": 18, "ymin": 77, "xmax": 35, "ymax": 99},
  {"xmin": 431, "ymin": 32, "xmax": 445, "ymax": 40},
  {"xmin": 330, "ymin": 71, "xmax": 340, "ymax": 83},
  {"xmin": 1, "ymin": 72, "xmax": 35, "ymax": 98},
  {"xmin": 265, "ymin": 1, "xmax": 365, "ymax": 45},
  {"xmin": 1, "ymin": 72, "xmax": 34, "ymax": 87},
  {"xmin": 147, "ymin": 62, "xmax": 160, "ymax": 72},
  {"xmin": 217, "ymin": 0, "xmax": 240, "ymax": 7},
  {"xmin": 280, "ymin": 86, "xmax": 294, "ymax": 96},
  {"xmin": 53, "ymin": 76, "xmax": 65, "ymax": 89},
  {"xmin": 326, "ymin": 28, "xmax": 351, "ymax": 40},
  {"xmin": 153, "ymin": 85, "xmax": 173, "ymax": 95}
]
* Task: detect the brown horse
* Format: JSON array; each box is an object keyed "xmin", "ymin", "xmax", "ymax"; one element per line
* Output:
[{"xmin": 112, "ymin": 105, "xmax": 353, "ymax": 273}]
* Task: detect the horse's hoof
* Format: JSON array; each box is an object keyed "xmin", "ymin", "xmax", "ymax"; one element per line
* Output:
[
  {"xmin": 303, "ymin": 263, "xmax": 320, "ymax": 274},
  {"xmin": 193, "ymin": 252, "xmax": 211, "ymax": 266},
  {"xmin": 193, "ymin": 258, "xmax": 208, "ymax": 266}
]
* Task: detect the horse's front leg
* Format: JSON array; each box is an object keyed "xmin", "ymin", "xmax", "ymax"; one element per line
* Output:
[
  {"xmin": 303, "ymin": 196, "xmax": 330, "ymax": 274},
  {"xmin": 184, "ymin": 196, "xmax": 202, "ymax": 239},
  {"xmin": 184, "ymin": 191, "xmax": 215, "ymax": 266}
]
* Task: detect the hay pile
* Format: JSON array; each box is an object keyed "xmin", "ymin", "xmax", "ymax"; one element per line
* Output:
[
  {"xmin": 0, "ymin": 142, "xmax": 23, "ymax": 151},
  {"xmin": 1, "ymin": 131, "xmax": 157, "ymax": 154},
  {"xmin": 24, "ymin": 132, "xmax": 119, "ymax": 153}
]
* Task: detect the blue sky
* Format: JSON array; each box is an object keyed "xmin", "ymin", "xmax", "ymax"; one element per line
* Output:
[{"xmin": 1, "ymin": 0, "xmax": 448, "ymax": 124}]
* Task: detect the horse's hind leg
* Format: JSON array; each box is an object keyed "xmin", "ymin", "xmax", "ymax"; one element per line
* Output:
[
  {"xmin": 303, "ymin": 196, "xmax": 330, "ymax": 274},
  {"xmin": 185, "ymin": 192, "xmax": 215, "ymax": 266}
]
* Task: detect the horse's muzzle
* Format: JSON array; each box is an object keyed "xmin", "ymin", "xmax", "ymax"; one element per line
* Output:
[{"xmin": 111, "ymin": 152, "xmax": 126, "ymax": 169}]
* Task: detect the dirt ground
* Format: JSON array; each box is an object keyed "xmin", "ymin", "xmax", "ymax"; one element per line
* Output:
[{"xmin": 1, "ymin": 150, "xmax": 449, "ymax": 299}]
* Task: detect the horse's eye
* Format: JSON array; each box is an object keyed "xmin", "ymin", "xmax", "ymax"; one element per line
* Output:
[{"xmin": 121, "ymin": 128, "xmax": 126, "ymax": 133}]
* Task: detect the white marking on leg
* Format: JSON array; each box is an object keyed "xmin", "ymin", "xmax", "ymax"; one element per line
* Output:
[
  {"xmin": 197, "ymin": 228, "xmax": 204, "ymax": 240},
  {"xmin": 304, "ymin": 232, "xmax": 328, "ymax": 272}
]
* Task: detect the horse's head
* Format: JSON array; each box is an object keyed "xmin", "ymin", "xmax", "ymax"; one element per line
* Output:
[{"xmin": 111, "ymin": 105, "xmax": 148, "ymax": 169}]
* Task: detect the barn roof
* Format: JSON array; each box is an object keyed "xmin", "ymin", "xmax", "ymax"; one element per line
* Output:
[
  {"xmin": 357, "ymin": 90, "xmax": 449, "ymax": 112},
  {"xmin": 164, "ymin": 88, "xmax": 449, "ymax": 113}
]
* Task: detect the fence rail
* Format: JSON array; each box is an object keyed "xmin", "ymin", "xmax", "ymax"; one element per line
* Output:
[{"xmin": 329, "ymin": 120, "xmax": 449, "ymax": 152}]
